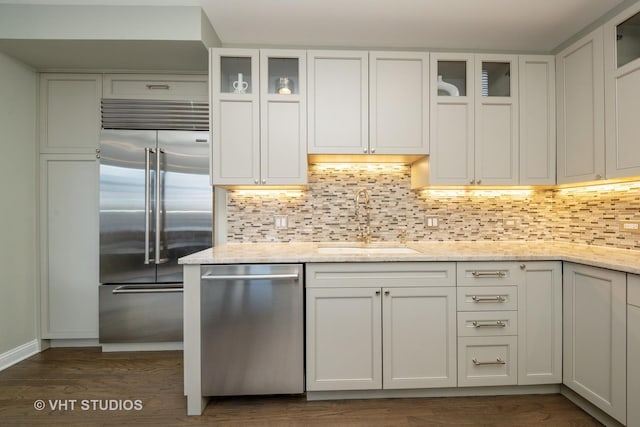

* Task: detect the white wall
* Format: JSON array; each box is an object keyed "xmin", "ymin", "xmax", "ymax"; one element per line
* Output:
[{"xmin": 0, "ymin": 52, "xmax": 37, "ymax": 355}]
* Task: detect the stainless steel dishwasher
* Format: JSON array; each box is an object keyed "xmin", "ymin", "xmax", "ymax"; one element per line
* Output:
[{"xmin": 200, "ymin": 264, "xmax": 304, "ymax": 396}]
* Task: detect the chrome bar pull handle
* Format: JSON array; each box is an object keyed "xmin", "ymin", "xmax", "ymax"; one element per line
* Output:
[
  {"xmin": 155, "ymin": 148, "xmax": 164, "ymax": 264},
  {"xmin": 472, "ymin": 320, "xmax": 506, "ymax": 328},
  {"xmin": 144, "ymin": 147, "xmax": 154, "ymax": 265},
  {"xmin": 471, "ymin": 271, "xmax": 506, "ymax": 278},
  {"xmin": 146, "ymin": 84, "xmax": 170, "ymax": 90},
  {"xmin": 201, "ymin": 273, "xmax": 300, "ymax": 281},
  {"xmin": 472, "ymin": 357, "xmax": 506, "ymax": 366},
  {"xmin": 471, "ymin": 295, "xmax": 506, "ymax": 303},
  {"xmin": 112, "ymin": 285, "xmax": 183, "ymax": 294}
]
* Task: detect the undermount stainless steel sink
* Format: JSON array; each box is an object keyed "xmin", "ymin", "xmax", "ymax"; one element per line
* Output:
[{"xmin": 316, "ymin": 243, "xmax": 419, "ymax": 255}]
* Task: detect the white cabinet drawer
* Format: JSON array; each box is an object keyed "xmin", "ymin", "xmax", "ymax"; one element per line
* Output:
[
  {"xmin": 458, "ymin": 336, "xmax": 517, "ymax": 387},
  {"xmin": 306, "ymin": 262, "xmax": 456, "ymax": 288},
  {"xmin": 457, "ymin": 311, "xmax": 517, "ymax": 337},
  {"xmin": 457, "ymin": 262, "xmax": 522, "ymax": 286},
  {"xmin": 457, "ymin": 286, "xmax": 518, "ymax": 311},
  {"xmin": 629, "ymin": 274, "xmax": 640, "ymax": 307},
  {"xmin": 102, "ymin": 74, "xmax": 208, "ymax": 101}
]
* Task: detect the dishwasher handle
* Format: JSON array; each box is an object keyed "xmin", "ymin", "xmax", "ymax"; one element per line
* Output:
[{"xmin": 201, "ymin": 273, "xmax": 300, "ymax": 281}]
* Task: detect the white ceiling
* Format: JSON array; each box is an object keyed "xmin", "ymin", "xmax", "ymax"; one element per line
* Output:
[{"xmin": 0, "ymin": 0, "xmax": 627, "ymax": 52}]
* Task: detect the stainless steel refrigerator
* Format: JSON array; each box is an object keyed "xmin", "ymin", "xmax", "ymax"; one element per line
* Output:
[{"xmin": 99, "ymin": 125, "xmax": 212, "ymax": 344}]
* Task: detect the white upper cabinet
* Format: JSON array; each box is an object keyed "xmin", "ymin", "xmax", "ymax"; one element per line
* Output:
[
  {"xmin": 519, "ymin": 56, "xmax": 556, "ymax": 185},
  {"xmin": 39, "ymin": 73, "xmax": 102, "ymax": 154},
  {"xmin": 369, "ymin": 51, "xmax": 429, "ymax": 155},
  {"xmin": 428, "ymin": 53, "xmax": 475, "ymax": 185},
  {"xmin": 475, "ymin": 54, "xmax": 519, "ymax": 186},
  {"xmin": 307, "ymin": 50, "xmax": 369, "ymax": 154},
  {"xmin": 210, "ymin": 48, "xmax": 307, "ymax": 187},
  {"xmin": 556, "ymin": 28, "xmax": 606, "ymax": 184},
  {"xmin": 102, "ymin": 74, "xmax": 207, "ymax": 101},
  {"xmin": 416, "ymin": 53, "xmax": 544, "ymax": 187},
  {"xmin": 308, "ymin": 50, "xmax": 429, "ymax": 156},
  {"xmin": 260, "ymin": 50, "xmax": 308, "ymax": 186},
  {"xmin": 604, "ymin": 3, "xmax": 640, "ymax": 179}
]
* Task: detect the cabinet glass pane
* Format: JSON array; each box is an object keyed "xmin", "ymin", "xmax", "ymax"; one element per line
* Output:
[
  {"xmin": 220, "ymin": 56, "xmax": 253, "ymax": 94},
  {"xmin": 437, "ymin": 61, "xmax": 466, "ymax": 96},
  {"xmin": 268, "ymin": 57, "xmax": 299, "ymax": 94},
  {"xmin": 617, "ymin": 11, "xmax": 640, "ymax": 68},
  {"xmin": 481, "ymin": 62, "xmax": 511, "ymax": 97}
]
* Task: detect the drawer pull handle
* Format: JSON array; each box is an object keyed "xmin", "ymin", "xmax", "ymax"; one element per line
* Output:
[
  {"xmin": 472, "ymin": 320, "xmax": 506, "ymax": 328},
  {"xmin": 471, "ymin": 295, "xmax": 506, "ymax": 303},
  {"xmin": 471, "ymin": 271, "xmax": 506, "ymax": 278},
  {"xmin": 472, "ymin": 357, "xmax": 506, "ymax": 366},
  {"xmin": 146, "ymin": 84, "xmax": 170, "ymax": 90}
]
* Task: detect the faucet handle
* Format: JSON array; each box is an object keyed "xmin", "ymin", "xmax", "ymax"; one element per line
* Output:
[{"xmin": 398, "ymin": 229, "xmax": 408, "ymax": 244}]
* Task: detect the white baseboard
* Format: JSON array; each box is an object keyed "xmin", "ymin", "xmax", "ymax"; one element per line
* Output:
[
  {"xmin": 101, "ymin": 342, "xmax": 183, "ymax": 352},
  {"xmin": 306, "ymin": 384, "xmax": 561, "ymax": 401},
  {"xmin": 560, "ymin": 385, "xmax": 625, "ymax": 427},
  {"xmin": 48, "ymin": 339, "xmax": 100, "ymax": 348},
  {"xmin": 0, "ymin": 339, "xmax": 40, "ymax": 372}
]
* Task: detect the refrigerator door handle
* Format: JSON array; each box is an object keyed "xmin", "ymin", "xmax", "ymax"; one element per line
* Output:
[
  {"xmin": 112, "ymin": 284, "xmax": 183, "ymax": 294},
  {"xmin": 155, "ymin": 148, "xmax": 165, "ymax": 265},
  {"xmin": 144, "ymin": 147, "xmax": 155, "ymax": 265}
]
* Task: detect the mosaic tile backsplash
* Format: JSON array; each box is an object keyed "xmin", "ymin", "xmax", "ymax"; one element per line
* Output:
[{"xmin": 225, "ymin": 164, "xmax": 640, "ymax": 250}]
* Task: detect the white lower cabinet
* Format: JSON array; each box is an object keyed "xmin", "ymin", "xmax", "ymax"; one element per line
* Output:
[
  {"xmin": 305, "ymin": 262, "xmax": 456, "ymax": 392},
  {"xmin": 563, "ymin": 262, "xmax": 627, "ymax": 424},
  {"xmin": 456, "ymin": 261, "xmax": 562, "ymax": 388},
  {"xmin": 40, "ymin": 155, "xmax": 99, "ymax": 338},
  {"xmin": 306, "ymin": 287, "xmax": 382, "ymax": 391},
  {"xmin": 383, "ymin": 287, "xmax": 456, "ymax": 389},
  {"xmin": 628, "ymin": 274, "xmax": 640, "ymax": 427},
  {"xmin": 458, "ymin": 336, "xmax": 517, "ymax": 386},
  {"xmin": 518, "ymin": 262, "xmax": 562, "ymax": 385}
]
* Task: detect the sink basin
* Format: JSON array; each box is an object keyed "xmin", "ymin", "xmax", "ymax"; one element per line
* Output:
[{"xmin": 317, "ymin": 244, "xmax": 419, "ymax": 255}]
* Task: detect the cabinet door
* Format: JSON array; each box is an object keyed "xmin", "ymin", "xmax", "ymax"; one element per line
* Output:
[
  {"xmin": 604, "ymin": 4, "xmax": 640, "ymax": 179},
  {"xmin": 40, "ymin": 155, "xmax": 99, "ymax": 338},
  {"xmin": 563, "ymin": 263, "xmax": 626, "ymax": 424},
  {"xmin": 306, "ymin": 287, "xmax": 382, "ymax": 391},
  {"xmin": 369, "ymin": 52, "xmax": 429, "ymax": 155},
  {"xmin": 629, "ymin": 274, "xmax": 640, "ymax": 427},
  {"xmin": 518, "ymin": 261, "xmax": 562, "ymax": 385},
  {"xmin": 556, "ymin": 28, "xmax": 606, "ymax": 184},
  {"xmin": 102, "ymin": 74, "xmax": 207, "ymax": 101},
  {"xmin": 39, "ymin": 73, "xmax": 102, "ymax": 154},
  {"xmin": 307, "ymin": 51, "xmax": 368, "ymax": 154},
  {"xmin": 260, "ymin": 50, "xmax": 307, "ymax": 185},
  {"xmin": 210, "ymin": 49, "xmax": 260, "ymax": 186},
  {"xmin": 382, "ymin": 287, "xmax": 456, "ymax": 389},
  {"xmin": 428, "ymin": 53, "xmax": 475, "ymax": 186},
  {"xmin": 475, "ymin": 55, "xmax": 519, "ymax": 185},
  {"xmin": 629, "ymin": 303, "xmax": 640, "ymax": 427},
  {"xmin": 519, "ymin": 56, "xmax": 556, "ymax": 185}
]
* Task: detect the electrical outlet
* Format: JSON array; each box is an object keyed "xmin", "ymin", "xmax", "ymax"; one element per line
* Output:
[
  {"xmin": 503, "ymin": 218, "xmax": 518, "ymax": 228},
  {"xmin": 274, "ymin": 215, "xmax": 288, "ymax": 230},
  {"xmin": 620, "ymin": 220, "xmax": 640, "ymax": 233},
  {"xmin": 426, "ymin": 216, "xmax": 439, "ymax": 229}
]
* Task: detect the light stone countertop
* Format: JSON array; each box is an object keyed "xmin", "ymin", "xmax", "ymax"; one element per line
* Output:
[{"xmin": 179, "ymin": 241, "xmax": 640, "ymax": 275}]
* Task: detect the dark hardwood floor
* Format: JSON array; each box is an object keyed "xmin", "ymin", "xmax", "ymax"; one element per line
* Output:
[{"xmin": 0, "ymin": 348, "xmax": 601, "ymax": 426}]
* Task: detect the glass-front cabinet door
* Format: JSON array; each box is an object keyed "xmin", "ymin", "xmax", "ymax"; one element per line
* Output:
[
  {"xmin": 474, "ymin": 54, "xmax": 519, "ymax": 186},
  {"xmin": 259, "ymin": 50, "xmax": 307, "ymax": 186},
  {"xmin": 210, "ymin": 48, "xmax": 307, "ymax": 187},
  {"xmin": 604, "ymin": 3, "xmax": 640, "ymax": 179},
  {"xmin": 428, "ymin": 53, "xmax": 475, "ymax": 186},
  {"xmin": 210, "ymin": 49, "xmax": 260, "ymax": 186}
]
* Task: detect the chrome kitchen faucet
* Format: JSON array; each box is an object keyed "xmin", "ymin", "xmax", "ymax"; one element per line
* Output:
[{"xmin": 354, "ymin": 188, "xmax": 373, "ymax": 244}]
